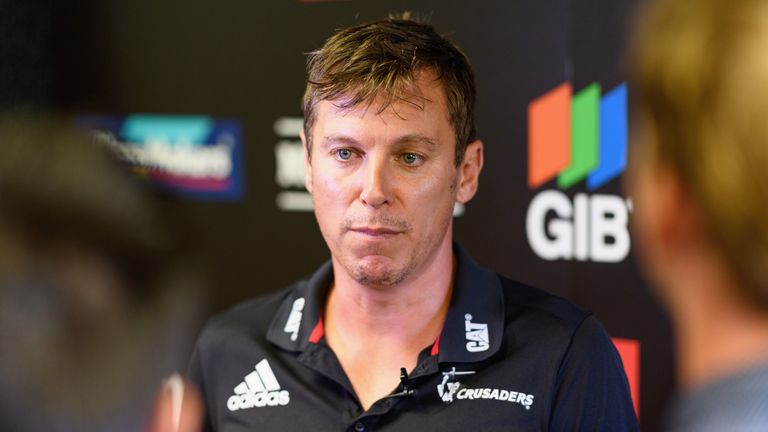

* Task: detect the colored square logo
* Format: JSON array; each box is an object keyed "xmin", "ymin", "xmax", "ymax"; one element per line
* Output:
[{"xmin": 528, "ymin": 83, "xmax": 627, "ymax": 190}]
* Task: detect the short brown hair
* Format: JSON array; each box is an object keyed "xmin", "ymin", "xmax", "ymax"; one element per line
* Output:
[
  {"xmin": 631, "ymin": 0, "xmax": 768, "ymax": 307},
  {"xmin": 302, "ymin": 15, "xmax": 476, "ymax": 165}
]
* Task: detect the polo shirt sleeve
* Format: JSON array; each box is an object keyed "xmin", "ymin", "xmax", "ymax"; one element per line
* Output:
[{"xmin": 548, "ymin": 315, "xmax": 639, "ymax": 431}]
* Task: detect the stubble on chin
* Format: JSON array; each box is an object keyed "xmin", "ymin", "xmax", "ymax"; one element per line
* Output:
[{"xmin": 347, "ymin": 259, "xmax": 414, "ymax": 287}]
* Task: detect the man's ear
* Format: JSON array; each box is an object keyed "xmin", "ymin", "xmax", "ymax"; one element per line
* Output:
[
  {"xmin": 456, "ymin": 140, "xmax": 483, "ymax": 204},
  {"xmin": 300, "ymin": 128, "xmax": 313, "ymax": 194},
  {"xmin": 630, "ymin": 158, "xmax": 705, "ymax": 293},
  {"xmin": 639, "ymin": 164, "xmax": 701, "ymax": 254}
]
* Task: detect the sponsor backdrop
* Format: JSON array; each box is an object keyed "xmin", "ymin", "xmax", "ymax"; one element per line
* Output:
[{"xmin": 9, "ymin": 0, "xmax": 673, "ymax": 430}]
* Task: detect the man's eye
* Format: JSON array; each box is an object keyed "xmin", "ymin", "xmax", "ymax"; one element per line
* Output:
[
  {"xmin": 336, "ymin": 149, "xmax": 353, "ymax": 160},
  {"xmin": 402, "ymin": 153, "xmax": 421, "ymax": 165}
]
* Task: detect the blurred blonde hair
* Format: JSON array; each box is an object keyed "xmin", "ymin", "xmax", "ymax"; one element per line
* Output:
[{"xmin": 631, "ymin": 0, "xmax": 768, "ymax": 307}]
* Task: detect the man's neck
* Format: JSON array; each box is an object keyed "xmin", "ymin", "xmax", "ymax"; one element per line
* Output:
[
  {"xmin": 322, "ymin": 237, "xmax": 455, "ymax": 410},
  {"xmin": 324, "ymin": 238, "xmax": 455, "ymax": 351},
  {"xmin": 670, "ymin": 253, "xmax": 768, "ymax": 391}
]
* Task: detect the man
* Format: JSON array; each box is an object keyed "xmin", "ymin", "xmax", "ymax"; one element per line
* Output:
[
  {"xmin": 189, "ymin": 17, "xmax": 637, "ymax": 431},
  {"xmin": 629, "ymin": 0, "xmax": 768, "ymax": 430}
]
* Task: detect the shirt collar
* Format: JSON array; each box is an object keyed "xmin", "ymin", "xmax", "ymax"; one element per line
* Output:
[
  {"xmin": 266, "ymin": 243, "xmax": 505, "ymax": 364},
  {"xmin": 266, "ymin": 260, "xmax": 332, "ymax": 353},
  {"xmin": 433, "ymin": 243, "xmax": 505, "ymax": 363}
]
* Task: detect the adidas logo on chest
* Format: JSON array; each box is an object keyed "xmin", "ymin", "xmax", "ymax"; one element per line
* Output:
[{"xmin": 227, "ymin": 359, "xmax": 290, "ymax": 411}]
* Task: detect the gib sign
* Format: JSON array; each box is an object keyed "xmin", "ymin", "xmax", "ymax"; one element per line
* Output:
[{"xmin": 526, "ymin": 82, "xmax": 630, "ymax": 262}]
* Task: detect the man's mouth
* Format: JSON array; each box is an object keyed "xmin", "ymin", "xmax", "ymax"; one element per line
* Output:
[{"xmin": 348, "ymin": 227, "xmax": 404, "ymax": 237}]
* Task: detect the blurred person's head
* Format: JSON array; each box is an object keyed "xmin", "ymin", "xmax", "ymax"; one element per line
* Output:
[
  {"xmin": 0, "ymin": 114, "xmax": 202, "ymax": 431},
  {"xmin": 629, "ymin": 0, "xmax": 768, "ymax": 385},
  {"xmin": 301, "ymin": 13, "xmax": 477, "ymax": 166}
]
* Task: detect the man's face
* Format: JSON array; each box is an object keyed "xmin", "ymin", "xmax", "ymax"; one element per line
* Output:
[{"xmin": 303, "ymin": 71, "xmax": 481, "ymax": 287}]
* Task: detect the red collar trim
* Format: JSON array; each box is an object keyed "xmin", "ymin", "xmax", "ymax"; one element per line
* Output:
[
  {"xmin": 308, "ymin": 316, "xmax": 441, "ymax": 356},
  {"xmin": 308, "ymin": 318, "xmax": 324, "ymax": 344},
  {"xmin": 430, "ymin": 332, "xmax": 441, "ymax": 356}
]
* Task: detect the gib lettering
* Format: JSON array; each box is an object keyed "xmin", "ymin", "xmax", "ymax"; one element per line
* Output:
[{"xmin": 526, "ymin": 190, "xmax": 631, "ymax": 262}]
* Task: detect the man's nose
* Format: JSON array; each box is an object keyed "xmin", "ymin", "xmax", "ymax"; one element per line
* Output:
[{"xmin": 359, "ymin": 157, "xmax": 392, "ymax": 208}]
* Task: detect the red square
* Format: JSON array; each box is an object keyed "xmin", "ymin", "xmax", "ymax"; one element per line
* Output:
[{"xmin": 612, "ymin": 337, "xmax": 641, "ymax": 418}]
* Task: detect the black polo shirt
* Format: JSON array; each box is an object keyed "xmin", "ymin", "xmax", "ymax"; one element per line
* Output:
[{"xmin": 189, "ymin": 245, "xmax": 639, "ymax": 431}]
